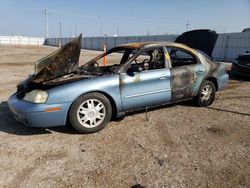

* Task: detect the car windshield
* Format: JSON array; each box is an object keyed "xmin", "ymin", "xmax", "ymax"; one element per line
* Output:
[
  {"xmin": 83, "ymin": 47, "xmax": 138, "ymax": 67},
  {"xmin": 79, "ymin": 47, "xmax": 139, "ymax": 74}
]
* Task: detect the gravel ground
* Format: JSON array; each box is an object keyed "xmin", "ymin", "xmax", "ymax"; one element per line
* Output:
[{"xmin": 0, "ymin": 45, "xmax": 249, "ymax": 187}]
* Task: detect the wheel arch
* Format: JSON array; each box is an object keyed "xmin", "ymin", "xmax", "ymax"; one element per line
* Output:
[
  {"xmin": 92, "ymin": 91, "xmax": 118, "ymax": 119},
  {"xmin": 66, "ymin": 91, "xmax": 118, "ymax": 125},
  {"xmin": 205, "ymin": 77, "xmax": 218, "ymax": 91}
]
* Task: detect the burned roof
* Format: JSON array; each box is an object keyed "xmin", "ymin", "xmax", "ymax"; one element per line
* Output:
[
  {"xmin": 117, "ymin": 42, "xmax": 156, "ymax": 49},
  {"xmin": 118, "ymin": 41, "xmax": 191, "ymax": 49},
  {"xmin": 116, "ymin": 41, "xmax": 198, "ymax": 54}
]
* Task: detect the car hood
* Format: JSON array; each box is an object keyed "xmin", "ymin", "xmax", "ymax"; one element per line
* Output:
[
  {"xmin": 32, "ymin": 34, "xmax": 82, "ymax": 83},
  {"xmin": 175, "ymin": 29, "xmax": 218, "ymax": 57}
]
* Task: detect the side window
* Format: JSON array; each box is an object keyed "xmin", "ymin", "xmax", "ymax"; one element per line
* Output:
[
  {"xmin": 128, "ymin": 47, "xmax": 165, "ymax": 72},
  {"xmin": 166, "ymin": 48, "xmax": 197, "ymax": 67},
  {"xmin": 133, "ymin": 52, "xmax": 151, "ymax": 65}
]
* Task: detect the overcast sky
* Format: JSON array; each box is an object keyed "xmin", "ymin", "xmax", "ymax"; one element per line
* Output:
[{"xmin": 0, "ymin": 0, "xmax": 249, "ymax": 37}]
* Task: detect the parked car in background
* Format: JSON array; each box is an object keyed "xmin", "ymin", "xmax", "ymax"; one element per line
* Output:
[
  {"xmin": 231, "ymin": 51, "xmax": 250, "ymax": 77},
  {"xmin": 242, "ymin": 28, "xmax": 250, "ymax": 32},
  {"xmin": 8, "ymin": 31, "xmax": 229, "ymax": 133}
]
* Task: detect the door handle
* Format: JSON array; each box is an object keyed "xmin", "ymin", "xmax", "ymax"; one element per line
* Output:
[
  {"xmin": 197, "ymin": 70, "xmax": 205, "ymax": 73},
  {"xmin": 159, "ymin": 75, "xmax": 167, "ymax": 80}
]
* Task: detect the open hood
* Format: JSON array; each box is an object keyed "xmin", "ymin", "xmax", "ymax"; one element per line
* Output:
[
  {"xmin": 32, "ymin": 34, "xmax": 82, "ymax": 83},
  {"xmin": 175, "ymin": 29, "xmax": 218, "ymax": 57}
]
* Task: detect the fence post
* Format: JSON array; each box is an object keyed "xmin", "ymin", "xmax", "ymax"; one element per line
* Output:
[
  {"xmin": 103, "ymin": 45, "xmax": 107, "ymax": 66},
  {"xmin": 91, "ymin": 38, "xmax": 93, "ymax": 49},
  {"xmin": 223, "ymin": 35, "xmax": 229, "ymax": 60}
]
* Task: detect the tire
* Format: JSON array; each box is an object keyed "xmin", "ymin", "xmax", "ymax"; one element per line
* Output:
[
  {"xmin": 195, "ymin": 80, "xmax": 216, "ymax": 107},
  {"xmin": 69, "ymin": 92, "xmax": 112, "ymax": 133}
]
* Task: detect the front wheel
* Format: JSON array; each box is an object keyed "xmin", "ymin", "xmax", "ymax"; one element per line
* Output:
[
  {"xmin": 69, "ymin": 92, "xmax": 112, "ymax": 133},
  {"xmin": 195, "ymin": 80, "xmax": 216, "ymax": 107}
]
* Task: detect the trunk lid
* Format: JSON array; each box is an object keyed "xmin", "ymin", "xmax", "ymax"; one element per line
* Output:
[{"xmin": 175, "ymin": 29, "xmax": 218, "ymax": 57}]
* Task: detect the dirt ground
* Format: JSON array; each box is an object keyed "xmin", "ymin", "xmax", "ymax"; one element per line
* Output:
[{"xmin": 0, "ymin": 45, "xmax": 249, "ymax": 188}]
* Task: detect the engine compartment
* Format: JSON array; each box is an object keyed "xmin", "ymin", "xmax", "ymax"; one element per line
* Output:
[{"xmin": 42, "ymin": 63, "xmax": 119, "ymax": 85}]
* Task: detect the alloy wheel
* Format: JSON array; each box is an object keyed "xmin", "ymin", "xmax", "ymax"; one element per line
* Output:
[{"xmin": 77, "ymin": 99, "xmax": 106, "ymax": 128}]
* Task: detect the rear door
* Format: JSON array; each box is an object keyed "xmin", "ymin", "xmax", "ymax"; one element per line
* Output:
[{"xmin": 166, "ymin": 47, "xmax": 205, "ymax": 102}]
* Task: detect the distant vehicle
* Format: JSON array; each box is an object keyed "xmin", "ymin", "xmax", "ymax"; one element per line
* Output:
[
  {"xmin": 242, "ymin": 28, "xmax": 250, "ymax": 32},
  {"xmin": 231, "ymin": 51, "xmax": 250, "ymax": 77},
  {"xmin": 8, "ymin": 31, "xmax": 228, "ymax": 133}
]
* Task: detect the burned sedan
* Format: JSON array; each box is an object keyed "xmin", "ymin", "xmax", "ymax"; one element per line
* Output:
[{"xmin": 8, "ymin": 34, "xmax": 229, "ymax": 133}]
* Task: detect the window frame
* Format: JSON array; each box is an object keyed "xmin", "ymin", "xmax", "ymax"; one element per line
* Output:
[
  {"xmin": 165, "ymin": 46, "xmax": 201, "ymax": 68},
  {"xmin": 120, "ymin": 46, "xmax": 167, "ymax": 73}
]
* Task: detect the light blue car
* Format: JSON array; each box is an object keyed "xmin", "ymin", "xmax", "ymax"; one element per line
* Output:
[{"xmin": 8, "ymin": 34, "xmax": 229, "ymax": 133}]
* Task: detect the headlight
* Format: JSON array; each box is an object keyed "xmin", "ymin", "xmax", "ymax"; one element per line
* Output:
[{"xmin": 23, "ymin": 90, "xmax": 48, "ymax": 103}]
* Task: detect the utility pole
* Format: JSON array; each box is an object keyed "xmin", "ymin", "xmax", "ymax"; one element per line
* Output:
[
  {"xmin": 69, "ymin": 25, "xmax": 72, "ymax": 37},
  {"xmin": 59, "ymin": 22, "xmax": 62, "ymax": 47},
  {"xmin": 75, "ymin": 23, "xmax": 77, "ymax": 37},
  {"xmin": 42, "ymin": 8, "xmax": 49, "ymax": 38},
  {"xmin": 186, "ymin": 21, "xmax": 190, "ymax": 32},
  {"xmin": 116, "ymin": 27, "xmax": 119, "ymax": 36},
  {"xmin": 146, "ymin": 28, "xmax": 150, "ymax": 36}
]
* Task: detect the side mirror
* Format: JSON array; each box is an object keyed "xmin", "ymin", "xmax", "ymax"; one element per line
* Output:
[
  {"xmin": 126, "ymin": 64, "xmax": 143, "ymax": 76},
  {"xmin": 137, "ymin": 66, "xmax": 143, "ymax": 72},
  {"xmin": 133, "ymin": 64, "xmax": 143, "ymax": 72}
]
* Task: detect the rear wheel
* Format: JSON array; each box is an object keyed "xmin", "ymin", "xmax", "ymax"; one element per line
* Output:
[
  {"xmin": 195, "ymin": 80, "xmax": 216, "ymax": 107},
  {"xmin": 69, "ymin": 92, "xmax": 112, "ymax": 133}
]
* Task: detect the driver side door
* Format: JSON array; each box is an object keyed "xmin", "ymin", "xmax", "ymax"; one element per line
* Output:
[{"xmin": 120, "ymin": 47, "xmax": 172, "ymax": 111}]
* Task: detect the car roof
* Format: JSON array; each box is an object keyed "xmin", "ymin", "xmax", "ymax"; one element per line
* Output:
[{"xmin": 117, "ymin": 41, "xmax": 198, "ymax": 54}]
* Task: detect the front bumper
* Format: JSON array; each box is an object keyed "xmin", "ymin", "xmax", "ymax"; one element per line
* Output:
[{"xmin": 8, "ymin": 92, "xmax": 72, "ymax": 127}]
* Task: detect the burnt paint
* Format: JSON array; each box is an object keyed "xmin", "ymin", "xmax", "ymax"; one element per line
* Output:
[
  {"xmin": 202, "ymin": 57, "xmax": 222, "ymax": 80},
  {"xmin": 32, "ymin": 34, "xmax": 82, "ymax": 83},
  {"xmin": 170, "ymin": 66, "xmax": 195, "ymax": 101}
]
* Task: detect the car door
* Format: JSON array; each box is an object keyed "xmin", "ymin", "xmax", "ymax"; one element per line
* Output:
[
  {"xmin": 167, "ymin": 47, "xmax": 205, "ymax": 102},
  {"xmin": 120, "ymin": 47, "xmax": 172, "ymax": 111}
]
